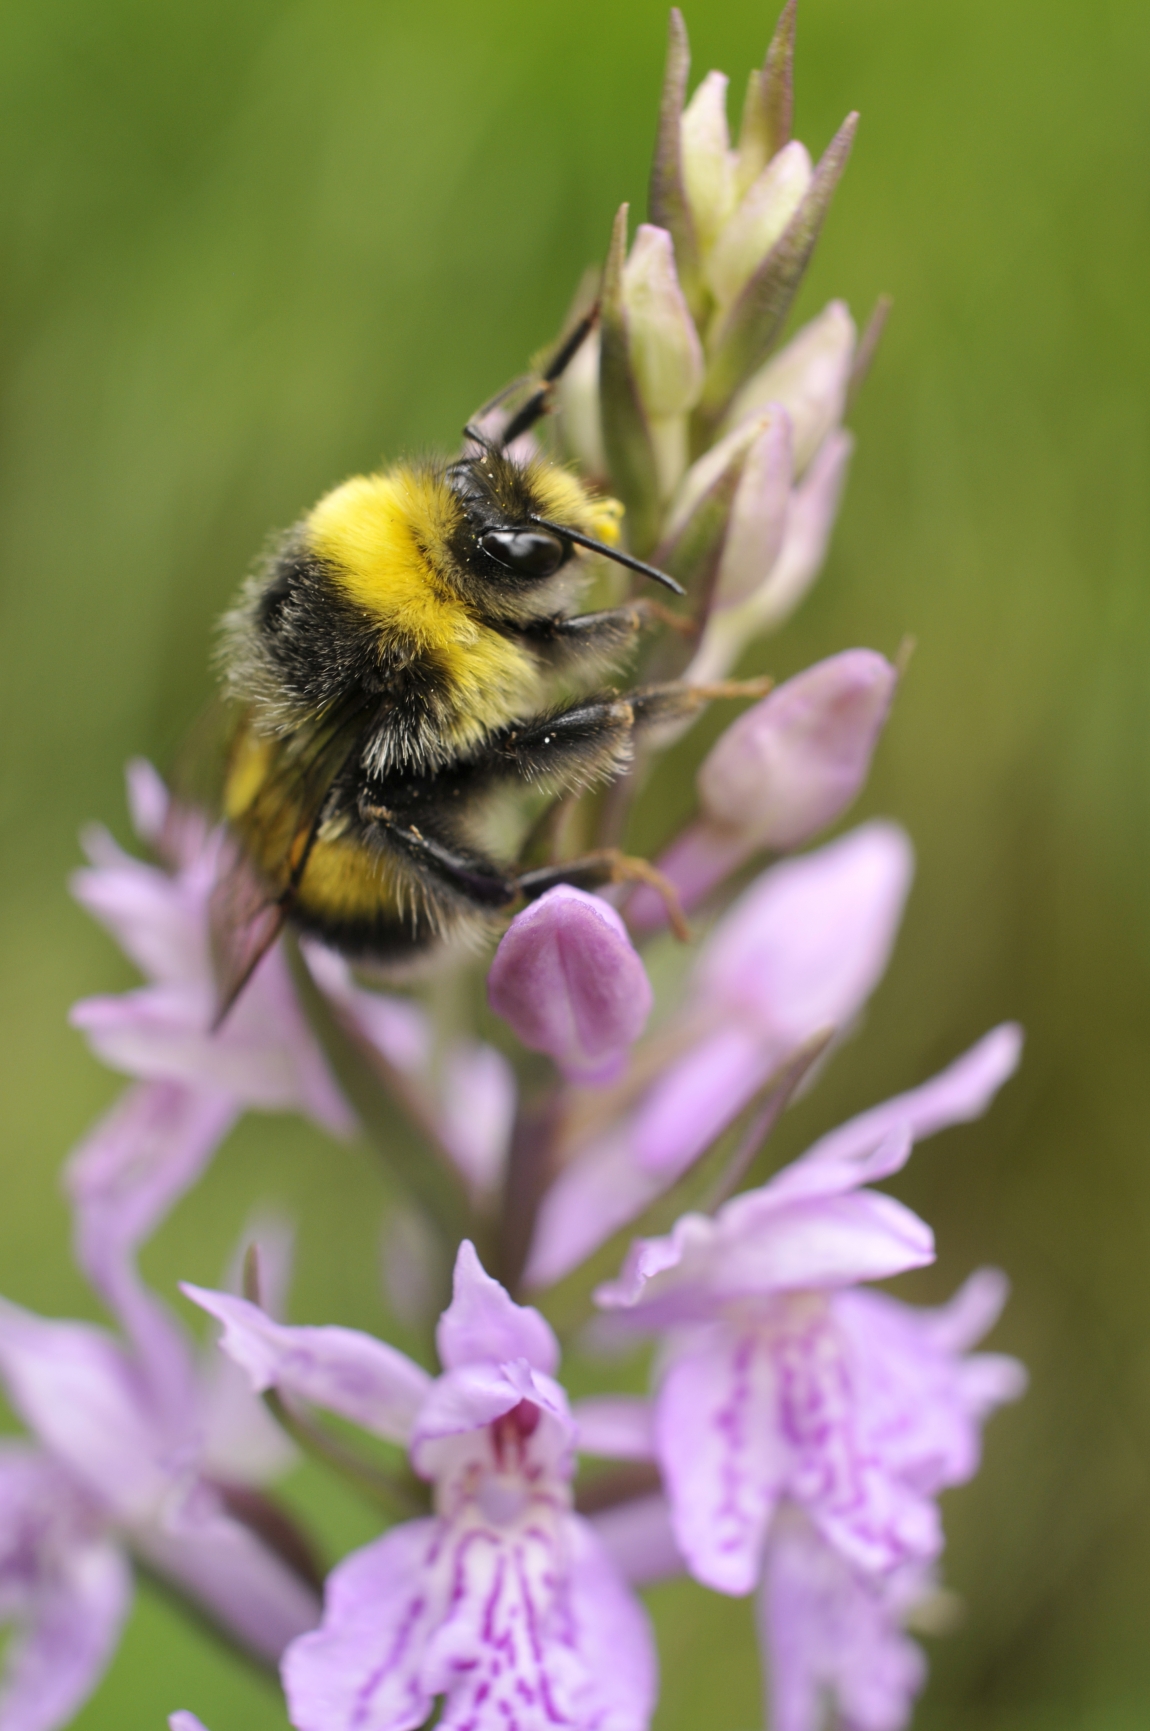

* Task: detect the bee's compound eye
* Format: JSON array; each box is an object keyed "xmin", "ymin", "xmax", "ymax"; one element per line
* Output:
[{"xmin": 479, "ymin": 528, "xmax": 567, "ymax": 578}]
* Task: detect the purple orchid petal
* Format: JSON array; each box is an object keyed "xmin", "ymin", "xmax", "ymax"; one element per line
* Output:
[
  {"xmin": 305, "ymin": 948, "xmax": 515, "ymax": 1195},
  {"xmin": 526, "ymin": 825, "xmax": 913, "ymax": 1287},
  {"xmin": 630, "ymin": 1024, "xmax": 777, "ymax": 1177},
  {"xmin": 198, "ymin": 1217, "xmax": 299, "ymax": 1486},
  {"xmin": 916, "ymin": 1266, "xmax": 1011, "ymax": 1355},
  {"xmin": 487, "ymin": 887, "xmax": 653, "ymax": 1085},
  {"xmin": 71, "ymin": 833, "xmax": 212, "ymax": 986},
  {"xmin": 284, "ymin": 1511, "xmax": 655, "ymax": 1731},
  {"xmin": 633, "ymin": 649, "xmax": 896, "ymax": 925},
  {"xmin": 702, "ymin": 650, "xmax": 897, "ymax": 847},
  {"xmin": 181, "ymin": 1288, "xmax": 430, "ymax": 1444},
  {"xmin": 72, "ymin": 784, "xmax": 353, "ymax": 1136},
  {"xmin": 752, "ymin": 427, "xmax": 855, "ymax": 633},
  {"xmin": 523, "ymin": 1128, "xmax": 668, "ymax": 1290},
  {"xmin": 169, "ymin": 1715, "xmax": 211, "ymax": 1731},
  {"xmin": 573, "ymin": 1397, "xmax": 655, "ymax": 1460},
  {"xmin": 71, "ymin": 965, "xmax": 353, "ymax": 1134},
  {"xmin": 597, "ymin": 1179, "xmax": 932, "ymax": 1329},
  {"xmin": 0, "ymin": 1446, "xmax": 132, "ymax": 1731},
  {"xmin": 133, "ymin": 1494, "xmax": 319, "ymax": 1663},
  {"xmin": 124, "ymin": 758, "xmax": 169, "ymax": 846},
  {"xmin": 589, "ymin": 1494, "xmax": 684, "ymax": 1588},
  {"xmin": 283, "ymin": 1518, "xmax": 442, "ymax": 1731},
  {"xmin": 0, "ymin": 1302, "xmax": 170, "ymax": 1521},
  {"xmin": 411, "ymin": 1362, "xmax": 572, "ymax": 1473},
  {"xmin": 435, "ymin": 1241, "xmax": 558, "ymax": 1375},
  {"xmin": 694, "ymin": 820, "xmax": 913, "ymax": 1037},
  {"xmin": 834, "ymin": 1282, "xmax": 1025, "ymax": 1499},
  {"xmin": 721, "ymin": 301, "xmax": 856, "ymax": 472},
  {"xmin": 759, "ymin": 1513, "xmax": 928, "ymax": 1731},
  {"xmin": 711, "ymin": 411, "xmax": 793, "ymax": 609},
  {"xmin": 786, "ymin": 1024, "xmax": 1023, "ymax": 1195},
  {"xmin": 559, "ymin": 1514, "xmax": 658, "ymax": 1731},
  {"xmin": 655, "ymin": 1322, "xmax": 784, "ymax": 1595},
  {"xmin": 66, "ymin": 1081, "xmax": 236, "ymax": 1271},
  {"xmin": 64, "ymin": 1080, "xmax": 235, "ymax": 1429}
]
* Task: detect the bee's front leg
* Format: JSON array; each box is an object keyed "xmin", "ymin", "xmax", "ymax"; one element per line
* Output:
[{"xmin": 516, "ymin": 599, "xmax": 692, "ymax": 675}]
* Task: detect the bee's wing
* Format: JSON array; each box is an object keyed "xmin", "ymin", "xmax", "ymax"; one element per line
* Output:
[{"xmin": 209, "ymin": 695, "xmax": 373, "ymax": 1020}]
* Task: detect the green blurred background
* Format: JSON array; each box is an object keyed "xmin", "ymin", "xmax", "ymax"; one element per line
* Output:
[{"xmin": 1, "ymin": 0, "xmax": 1148, "ymax": 1726}]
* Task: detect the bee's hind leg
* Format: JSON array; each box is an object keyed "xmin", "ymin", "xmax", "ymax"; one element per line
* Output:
[{"xmin": 514, "ymin": 849, "xmax": 691, "ymax": 942}]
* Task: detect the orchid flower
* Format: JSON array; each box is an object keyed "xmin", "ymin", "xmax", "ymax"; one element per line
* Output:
[
  {"xmin": 526, "ymin": 821, "xmax": 914, "ymax": 1287},
  {"xmin": 593, "ymin": 1026, "xmax": 1027, "ymax": 1594},
  {"xmin": 0, "ymin": 1083, "xmax": 319, "ymax": 1731},
  {"xmin": 186, "ymin": 1242, "xmax": 657, "ymax": 1731}
]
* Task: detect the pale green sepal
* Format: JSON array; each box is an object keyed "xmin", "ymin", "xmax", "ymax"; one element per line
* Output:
[
  {"xmin": 648, "ymin": 9, "xmax": 705, "ymax": 321},
  {"xmin": 734, "ymin": 0, "xmax": 797, "ymax": 197},
  {"xmin": 599, "ymin": 203, "xmax": 662, "ymax": 557},
  {"xmin": 697, "ymin": 111, "xmax": 859, "ymax": 430}
]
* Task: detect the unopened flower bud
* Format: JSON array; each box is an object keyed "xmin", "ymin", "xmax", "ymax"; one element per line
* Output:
[
  {"xmin": 622, "ymin": 226, "xmax": 704, "ymax": 418},
  {"xmin": 705, "ymin": 140, "xmax": 812, "ymax": 313},
  {"xmin": 487, "ymin": 886, "xmax": 653, "ymax": 1085},
  {"xmin": 621, "ymin": 224, "xmax": 704, "ymax": 497},
  {"xmin": 711, "ymin": 410, "xmax": 793, "ymax": 609},
  {"xmin": 721, "ymin": 299, "xmax": 856, "ymax": 472},
  {"xmin": 680, "ymin": 71, "xmax": 736, "ymax": 257},
  {"xmin": 685, "ymin": 427, "xmax": 854, "ymax": 684},
  {"xmin": 630, "ymin": 651, "xmax": 896, "ymax": 929},
  {"xmin": 698, "ymin": 649, "xmax": 897, "ymax": 846}
]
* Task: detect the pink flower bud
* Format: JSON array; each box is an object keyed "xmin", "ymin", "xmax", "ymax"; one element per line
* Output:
[
  {"xmin": 698, "ymin": 649, "xmax": 897, "ymax": 846},
  {"xmin": 487, "ymin": 887, "xmax": 653, "ymax": 1085},
  {"xmin": 631, "ymin": 651, "xmax": 896, "ymax": 929},
  {"xmin": 722, "ymin": 299, "xmax": 856, "ymax": 472}
]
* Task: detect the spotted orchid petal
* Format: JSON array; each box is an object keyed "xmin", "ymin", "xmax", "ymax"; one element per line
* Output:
[{"xmin": 759, "ymin": 1513, "xmax": 929, "ymax": 1731}]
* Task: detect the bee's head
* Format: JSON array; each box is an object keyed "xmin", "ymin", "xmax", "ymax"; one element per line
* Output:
[{"xmin": 445, "ymin": 447, "xmax": 678, "ymax": 611}]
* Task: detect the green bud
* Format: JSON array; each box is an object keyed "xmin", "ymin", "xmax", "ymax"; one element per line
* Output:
[{"xmin": 621, "ymin": 224, "xmax": 704, "ymax": 498}]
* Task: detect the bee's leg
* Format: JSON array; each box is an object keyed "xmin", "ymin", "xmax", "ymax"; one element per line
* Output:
[
  {"xmin": 358, "ymin": 801, "xmax": 517, "ymax": 909},
  {"xmin": 516, "ymin": 599, "xmax": 693, "ymax": 675},
  {"xmin": 514, "ymin": 849, "xmax": 691, "ymax": 941},
  {"xmin": 625, "ymin": 674, "xmax": 774, "ymax": 728}
]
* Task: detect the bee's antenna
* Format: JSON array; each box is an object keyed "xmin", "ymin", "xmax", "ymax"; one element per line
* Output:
[
  {"xmin": 527, "ymin": 515, "xmax": 685, "ymax": 596},
  {"xmin": 498, "ymin": 305, "xmax": 601, "ymax": 449}
]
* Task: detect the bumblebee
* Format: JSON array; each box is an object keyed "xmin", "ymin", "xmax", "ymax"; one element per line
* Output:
[{"xmin": 212, "ymin": 317, "xmax": 757, "ymax": 1008}]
